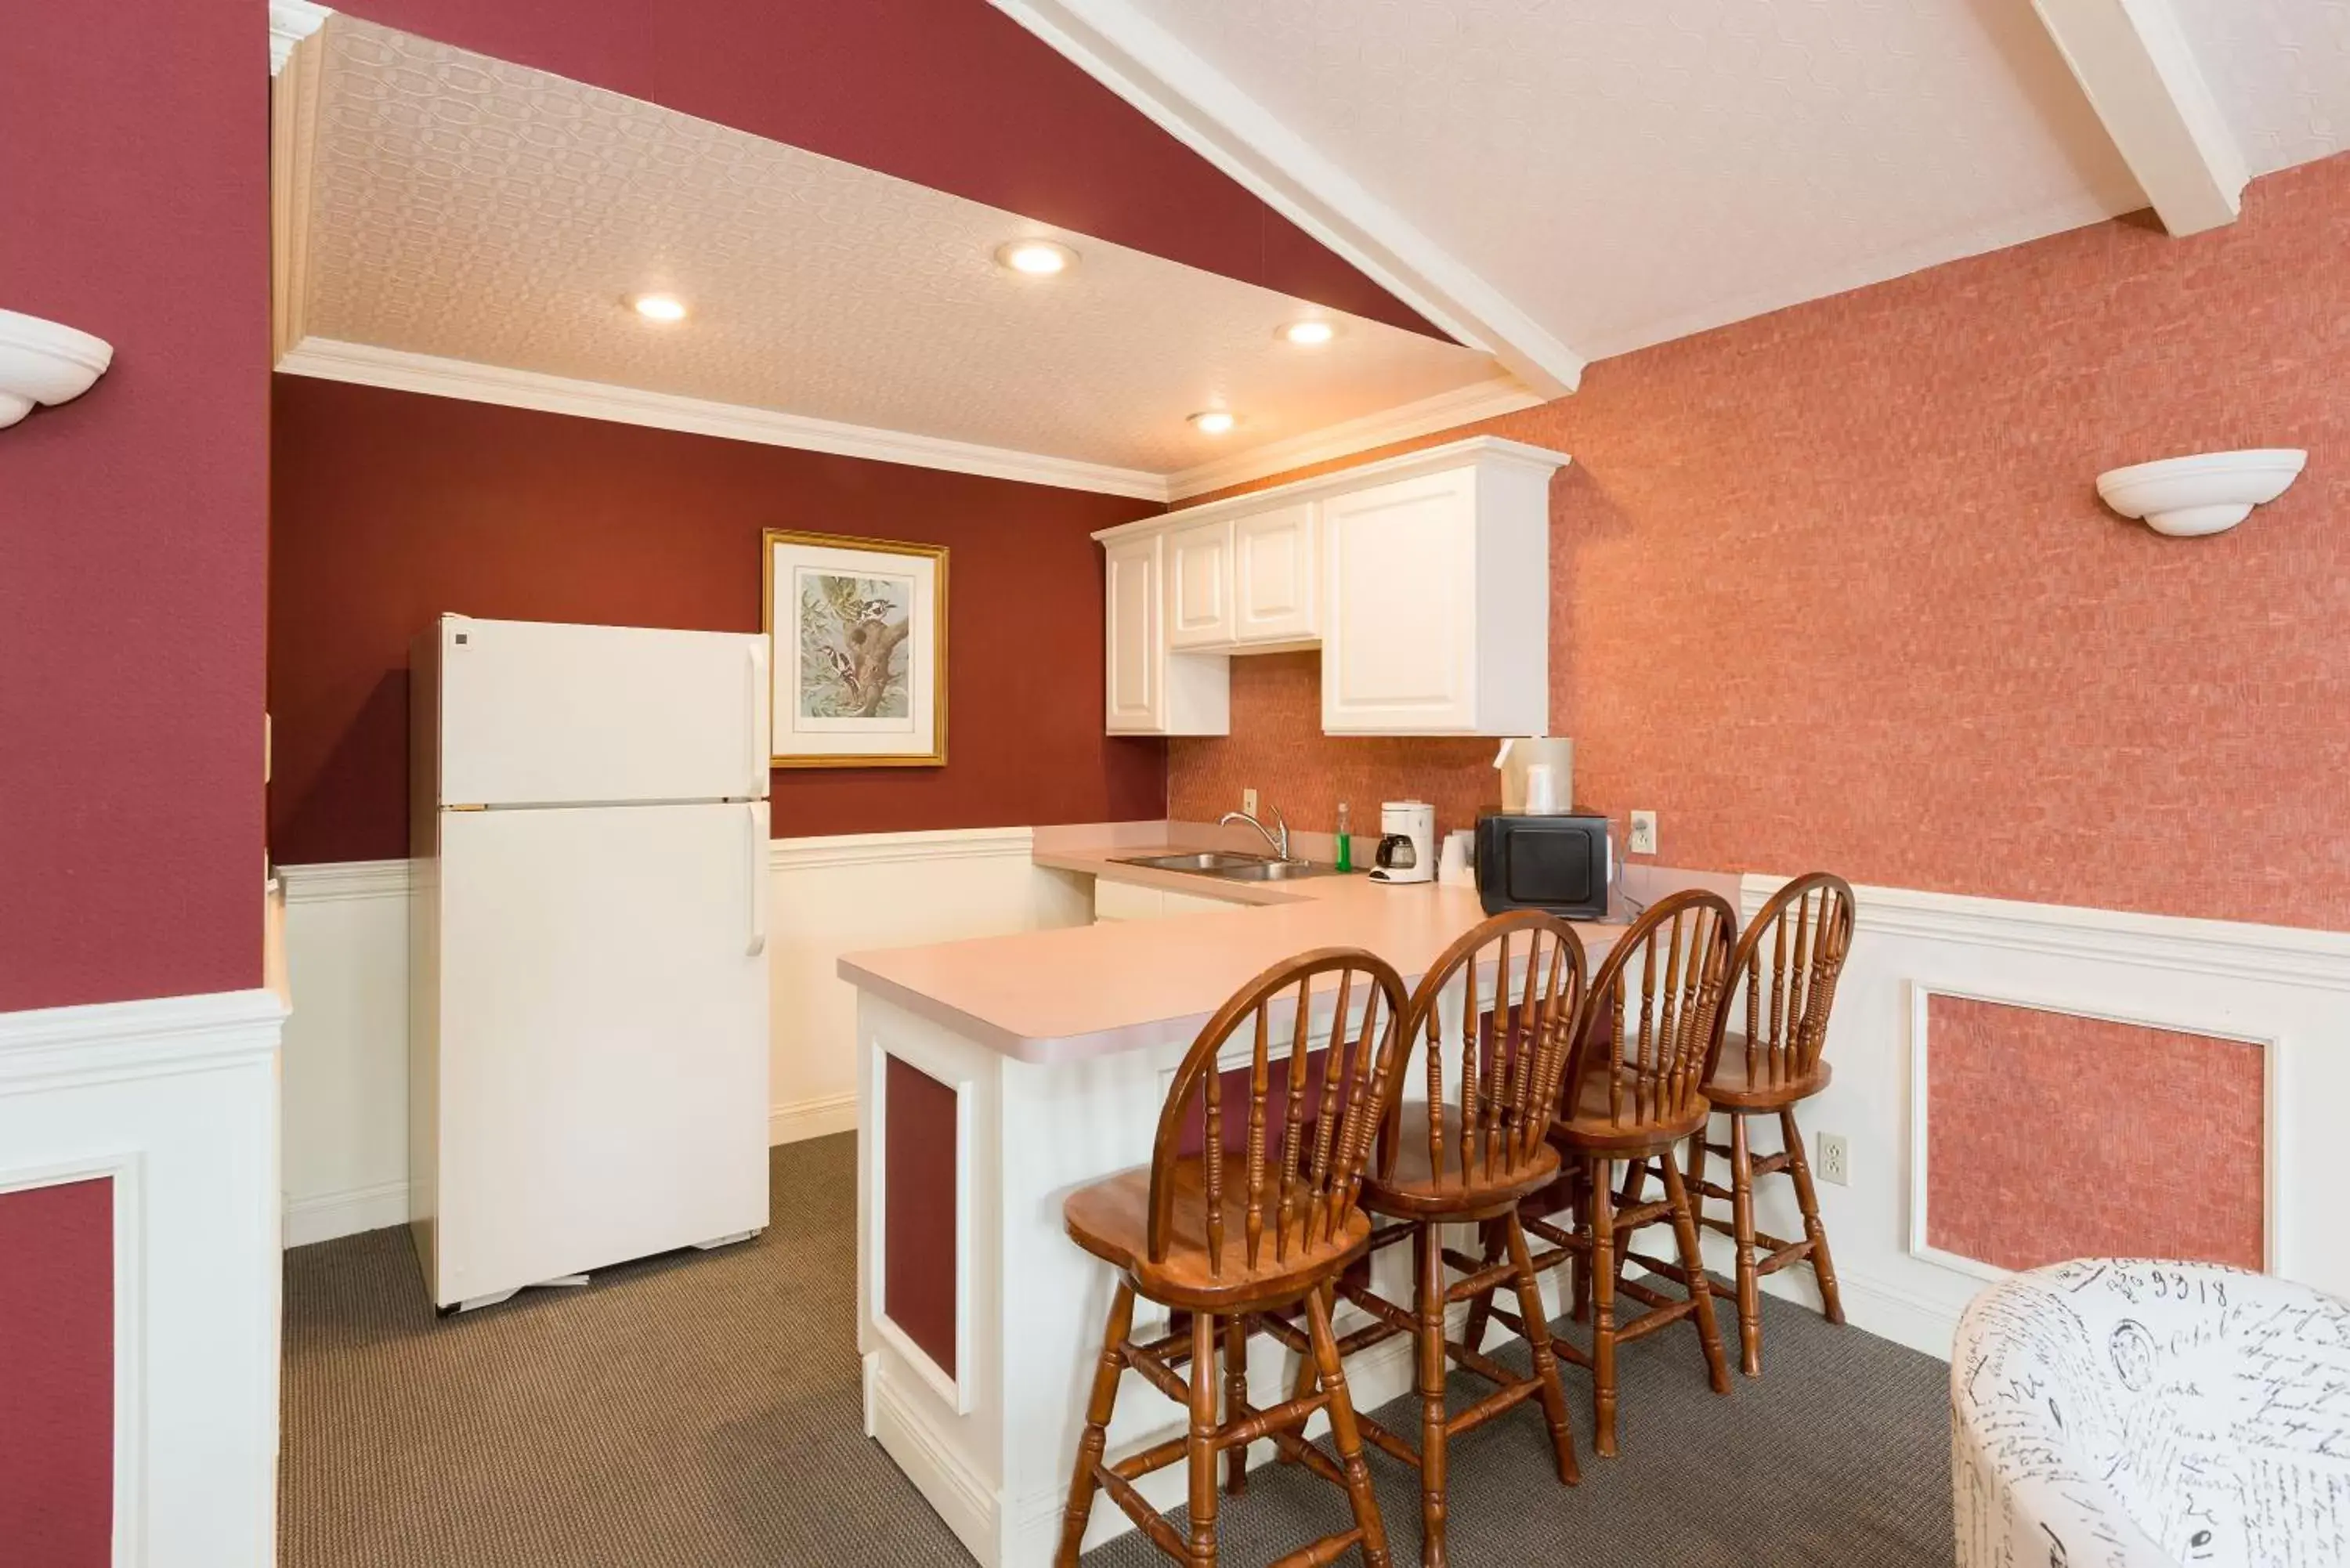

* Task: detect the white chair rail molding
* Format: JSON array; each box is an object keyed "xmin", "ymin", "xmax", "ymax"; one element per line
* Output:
[
  {"xmin": 1951, "ymin": 1259, "xmax": 2350, "ymax": 1567},
  {"xmin": 0, "ymin": 308, "xmax": 113, "ymax": 428},
  {"xmin": 2095, "ymin": 449, "xmax": 2308, "ymax": 538}
]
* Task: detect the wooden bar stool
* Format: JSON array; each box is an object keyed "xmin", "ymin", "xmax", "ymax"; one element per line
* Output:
[
  {"xmin": 1289, "ymin": 911, "xmax": 1585, "ymax": 1568},
  {"xmin": 1473, "ymin": 891, "xmax": 1737, "ymax": 1457},
  {"xmin": 1683, "ymin": 873, "xmax": 1855, "ymax": 1376},
  {"xmin": 1056, "ymin": 948, "xmax": 1411, "ymax": 1568}
]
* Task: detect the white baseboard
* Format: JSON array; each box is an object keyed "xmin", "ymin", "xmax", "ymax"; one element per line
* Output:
[
  {"xmin": 284, "ymin": 1177, "xmax": 410, "ymax": 1248},
  {"xmin": 770, "ymin": 1091, "xmax": 858, "ymax": 1145}
]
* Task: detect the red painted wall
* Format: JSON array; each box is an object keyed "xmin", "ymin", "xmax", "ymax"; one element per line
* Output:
[
  {"xmin": 882, "ymin": 1056, "xmax": 960, "ymax": 1378},
  {"xmin": 0, "ymin": 1180, "xmax": 114, "ymax": 1568},
  {"xmin": 1925, "ymin": 998, "xmax": 2264, "ymax": 1271},
  {"xmin": 0, "ymin": 0, "xmax": 269, "ymax": 1011},
  {"xmin": 1172, "ymin": 154, "xmax": 2350, "ymax": 932},
  {"xmin": 268, "ymin": 377, "xmax": 1166, "ymax": 862},
  {"xmin": 332, "ymin": 0, "xmax": 1439, "ymax": 340}
]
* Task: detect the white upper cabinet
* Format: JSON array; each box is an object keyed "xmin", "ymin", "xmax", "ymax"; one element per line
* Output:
[
  {"xmin": 1165, "ymin": 516, "xmax": 1235, "ymax": 649},
  {"xmin": 1321, "ymin": 455, "xmax": 1553, "ymax": 735},
  {"xmin": 1231, "ymin": 502, "xmax": 1318, "ymax": 646},
  {"xmin": 1094, "ymin": 436, "xmax": 1567, "ymax": 737},
  {"xmin": 1104, "ymin": 532, "xmax": 1229, "ymax": 736}
]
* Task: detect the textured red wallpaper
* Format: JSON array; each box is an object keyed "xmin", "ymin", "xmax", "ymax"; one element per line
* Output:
[
  {"xmin": 0, "ymin": 0, "xmax": 268, "ymax": 1010},
  {"xmin": 1173, "ymin": 154, "xmax": 2350, "ymax": 931},
  {"xmin": 0, "ymin": 1179, "xmax": 113, "ymax": 1568},
  {"xmin": 1924, "ymin": 997, "xmax": 2264, "ymax": 1272},
  {"xmin": 332, "ymin": 0, "xmax": 1437, "ymax": 338},
  {"xmin": 268, "ymin": 378, "xmax": 1166, "ymax": 862}
]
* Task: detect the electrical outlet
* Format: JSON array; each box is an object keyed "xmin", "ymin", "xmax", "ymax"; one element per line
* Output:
[
  {"xmin": 1817, "ymin": 1132, "xmax": 1849, "ymax": 1186},
  {"xmin": 1242, "ymin": 788, "xmax": 1259, "ymax": 817},
  {"xmin": 1628, "ymin": 810, "xmax": 1658, "ymax": 855}
]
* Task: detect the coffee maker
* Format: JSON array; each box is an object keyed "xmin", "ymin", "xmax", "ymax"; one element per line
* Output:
[{"xmin": 1370, "ymin": 800, "xmax": 1437, "ymax": 884}]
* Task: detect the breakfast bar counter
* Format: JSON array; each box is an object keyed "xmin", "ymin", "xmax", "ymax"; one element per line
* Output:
[{"xmin": 837, "ymin": 840, "xmax": 1618, "ymax": 1566}]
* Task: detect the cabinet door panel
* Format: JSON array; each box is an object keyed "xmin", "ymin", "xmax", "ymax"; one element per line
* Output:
[
  {"xmin": 1233, "ymin": 503, "xmax": 1318, "ymax": 644},
  {"xmin": 1322, "ymin": 471, "xmax": 1476, "ymax": 732},
  {"xmin": 1166, "ymin": 518, "xmax": 1235, "ymax": 649},
  {"xmin": 1104, "ymin": 536, "xmax": 1162, "ymax": 732}
]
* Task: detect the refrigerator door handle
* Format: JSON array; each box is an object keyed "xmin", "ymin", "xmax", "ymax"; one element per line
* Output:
[
  {"xmin": 745, "ymin": 641, "xmax": 770, "ymax": 796},
  {"xmin": 746, "ymin": 802, "xmax": 769, "ymax": 956}
]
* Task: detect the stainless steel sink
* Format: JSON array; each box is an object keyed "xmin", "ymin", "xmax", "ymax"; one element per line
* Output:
[
  {"xmin": 1209, "ymin": 860, "xmax": 1337, "ymax": 882},
  {"xmin": 1112, "ymin": 851, "xmax": 1339, "ymax": 883},
  {"xmin": 1114, "ymin": 851, "xmax": 1274, "ymax": 872}
]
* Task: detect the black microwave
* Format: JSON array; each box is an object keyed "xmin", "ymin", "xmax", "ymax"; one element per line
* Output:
[{"xmin": 1475, "ymin": 813, "xmax": 1612, "ymax": 920}]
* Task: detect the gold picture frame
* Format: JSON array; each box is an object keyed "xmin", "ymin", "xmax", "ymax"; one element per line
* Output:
[{"xmin": 762, "ymin": 528, "xmax": 947, "ymax": 768}]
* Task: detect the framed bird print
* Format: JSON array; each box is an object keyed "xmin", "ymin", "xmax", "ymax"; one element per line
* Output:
[{"xmin": 762, "ymin": 529, "xmax": 947, "ymax": 768}]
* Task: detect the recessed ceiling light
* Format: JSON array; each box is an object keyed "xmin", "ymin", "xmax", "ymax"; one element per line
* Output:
[
  {"xmin": 1279, "ymin": 320, "xmax": 1337, "ymax": 347},
  {"xmin": 1189, "ymin": 410, "xmax": 1237, "ymax": 436},
  {"xmin": 630, "ymin": 293, "xmax": 689, "ymax": 323},
  {"xmin": 995, "ymin": 239, "xmax": 1078, "ymax": 277}
]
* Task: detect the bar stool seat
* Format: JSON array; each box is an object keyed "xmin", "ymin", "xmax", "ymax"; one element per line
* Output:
[
  {"xmin": 1358, "ymin": 1103, "xmax": 1564, "ymax": 1219},
  {"xmin": 1065, "ymin": 1156, "xmax": 1374, "ymax": 1310},
  {"xmin": 1700, "ymin": 1039, "xmax": 1831, "ymax": 1110}
]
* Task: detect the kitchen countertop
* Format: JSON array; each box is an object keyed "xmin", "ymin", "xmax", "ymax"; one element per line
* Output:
[{"xmin": 837, "ymin": 840, "xmax": 1620, "ymax": 1064}]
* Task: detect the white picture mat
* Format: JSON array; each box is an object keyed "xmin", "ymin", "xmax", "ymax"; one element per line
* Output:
[{"xmin": 768, "ymin": 540, "xmax": 940, "ymax": 760}]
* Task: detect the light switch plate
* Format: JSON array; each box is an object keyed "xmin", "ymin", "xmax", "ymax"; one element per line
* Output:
[
  {"xmin": 1629, "ymin": 811, "xmax": 1658, "ymax": 854},
  {"xmin": 1243, "ymin": 787, "xmax": 1259, "ymax": 816}
]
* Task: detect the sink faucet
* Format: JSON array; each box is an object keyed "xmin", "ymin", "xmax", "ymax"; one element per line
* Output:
[{"xmin": 1219, "ymin": 805, "xmax": 1290, "ymax": 861}]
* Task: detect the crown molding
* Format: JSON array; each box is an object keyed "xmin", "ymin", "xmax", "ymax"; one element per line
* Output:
[
  {"xmin": 269, "ymin": 0, "xmax": 331, "ymax": 75},
  {"xmin": 1164, "ymin": 375, "xmax": 1547, "ymax": 500},
  {"xmin": 1106, "ymin": 433, "xmax": 1571, "ymax": 539},
  {"xmin": 274, "ymin": 338, "xmax": 1174, "ymax": 500},
  {"xmin": 988, "ymin": 0, "xmax": 1585, "ymax": 398}
]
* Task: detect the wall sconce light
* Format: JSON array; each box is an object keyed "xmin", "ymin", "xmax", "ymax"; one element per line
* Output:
[
  {"xmin": 0, "ymin": 309, "xmax": 114, "ymax": 429},
  {"xmin": 2096, "ymin": 449, "xmax": 2307, "ymax": 537}
]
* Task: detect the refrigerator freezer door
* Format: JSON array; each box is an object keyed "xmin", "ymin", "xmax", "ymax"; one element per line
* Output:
[
  {"xmin": 428, "ymin": 801, "xmax": 770, "ymax": 1306},
  {"xmin": 436, "ymin": 616, "xmax": 769, "ymax": 807}
]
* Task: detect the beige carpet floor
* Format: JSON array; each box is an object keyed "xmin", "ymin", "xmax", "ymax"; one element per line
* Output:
[{"xmin": 282, "ymin": 1134, "xmax": 1950, "ymax": 1566}]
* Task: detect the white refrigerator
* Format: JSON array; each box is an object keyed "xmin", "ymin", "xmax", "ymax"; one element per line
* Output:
[{"xmin": 407, "ymin": 614, "xmax": 772, "ymax": 1311}]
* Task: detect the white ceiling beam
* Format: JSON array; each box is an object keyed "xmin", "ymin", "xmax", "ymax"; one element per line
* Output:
[
  {"xmin": 989, "ymin": 0, "xmax": 1583, "ymax": 397},
  {"xmin": 2028, "ymin": 0, "xmax": 2247, "ymax": 236}
]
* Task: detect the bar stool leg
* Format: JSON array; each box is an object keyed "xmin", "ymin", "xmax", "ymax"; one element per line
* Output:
[
  {"xmin": 1588, "ymin": 1158, "xmax": 1619, "ymax": 1457},
  {"xmin": 1222, "ymin": 1314, "xmax": 1250, "ymax": 1496},
  {"xmin": 1569, "ymin": 1162, "xmax": 1593, "ymax": 1325},
  {"xmin": 1056, "ymin": 1282, "xmax": 1135, "ymax": 1567},
  {"xmin": 1306, "ymin": 1283, "xmax": 1393, "ymax": 1568},
  {"xmin": 1505, "ymin": 1209, "xmax": 1581, "ymax": 1486},
  {"xmin": 1781, "ymin": 1107, "xmax": 1846, "ymax": 1327},
  {"xmin": 1610, "ymin": 1157, "xmax": 1646, "ymax": 1299},
  {"xmin": 1187, "ymin": 1310, "xmax": 1220, "ymax": 1568},
  {"xmin": 1729, "ymin": 1115, "xmax": 1763, "ymax": 1377},
  {"xmin": 1412, "ymin": 1223, "xmax": 1450, "ymax": 1568},
  {"xmin": 1661, "ymin": 1154, "xmax": 1732, "ymax": 1395}
]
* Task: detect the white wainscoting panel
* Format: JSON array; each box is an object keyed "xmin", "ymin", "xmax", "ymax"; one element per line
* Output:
[
  {"xmin": 1719, "ymin": 874, "xmax": 2350, "ymax": 1361},
  {"xmin": 0, "ymin": 985, "xmax": 286, "ymax": 1567},
  {"xmin": 279, "ymin": 859, "xmax": 411, "ymax": 1247},
  {"xmin": 277, "ymin": 827, "xmax": 1101, "ymax": 1245}
]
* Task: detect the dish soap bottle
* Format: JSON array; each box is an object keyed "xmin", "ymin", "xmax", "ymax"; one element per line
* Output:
[{"xmin": 1335, "ymin": 802, "xmax": 1352, "ymax": 873}]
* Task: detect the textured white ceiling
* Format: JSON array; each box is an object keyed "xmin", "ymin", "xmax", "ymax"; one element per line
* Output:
[
  {"xmin": 290, "ymin": 19, "xmax": 1507, "ymax": 475},
  {"xmin": 1111, "ymin": 0, "xmax": 2320, "ymax": 361},
  {"xmin": 2168, "ymin": 0, "xmax": 2350, "ymax": 175}
]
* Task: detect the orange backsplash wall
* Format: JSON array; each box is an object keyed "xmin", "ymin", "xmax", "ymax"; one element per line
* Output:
[
  {"xmin": 1170, "ymin": 152, "xmax": 2350, "ymax": 930},
  {"xmin": 1923, "ymin": 997, "xmax": 2265, "ymax": 1272}
]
